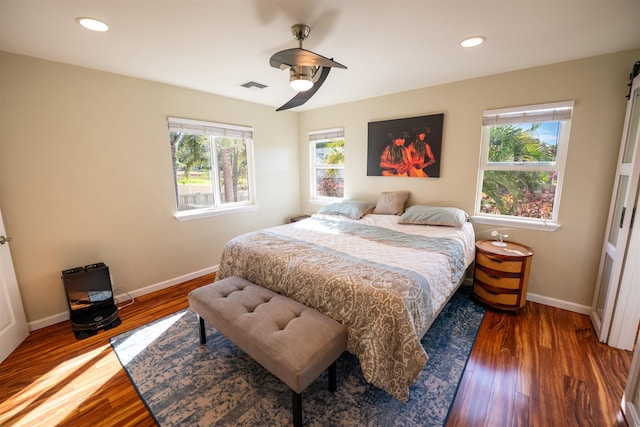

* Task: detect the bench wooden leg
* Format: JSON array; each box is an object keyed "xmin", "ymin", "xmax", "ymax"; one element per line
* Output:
[
  {"xmin": 198, "ymin": 316, "xmax": 206, "ymax": 344},
  {"xmin": 292, "ymin": 390, "xmax": 302, "ymax": 427},
  {"xmin": 328, "ymin": 361, "xmax": 337, "ymax": 392}
]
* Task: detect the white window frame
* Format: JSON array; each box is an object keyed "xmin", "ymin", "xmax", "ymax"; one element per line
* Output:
[
  {"xmin": 473, "ymin": 101, "xmax": 574, "ymax": 231},
  {"xmin": 309, "ymin": 127, "xmax": 345, "ymax": 204},
  {"xmin": 168, "ymin": 117, "xmax": 256, "ymax": 221}
]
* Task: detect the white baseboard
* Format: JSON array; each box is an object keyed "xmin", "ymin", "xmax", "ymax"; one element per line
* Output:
[
  {"xmin": 28, "ymin": 265, "xmax": 219, "ymax": 331},
  {"xmin": 526, "ymin": 292, "xmax": 591, "ymax": 315},
  {"xmin": 29, "ymin": 312, "xmax": 71, "ymax": 332},
  {"xmin": 454, "ymin": 276, "xmax": 591, "ymax": 315},
  {"xmin": 30, "ymin": 267, "xmax": 591, "ymax": 331},
  {"xmin": 112, "ymin": 265, "xmax": 218, "ymax": 303}
]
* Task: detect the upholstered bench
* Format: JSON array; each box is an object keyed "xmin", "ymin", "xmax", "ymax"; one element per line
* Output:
[{"xmin": 188, "ymin": 276, "xmax": 347, "ymax": 427}]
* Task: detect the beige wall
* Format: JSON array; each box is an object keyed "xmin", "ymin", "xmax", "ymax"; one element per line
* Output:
[
  {"xmin": 299, "ymin": 49, "xmax": 640, "ymax": 308},
  {"xmin": 1, "ymin": 49, "xmax": 639, "ymax": 325},
  {"xmin": 0, "ymin": 52, "xmax": 300, "ymax": 323}
]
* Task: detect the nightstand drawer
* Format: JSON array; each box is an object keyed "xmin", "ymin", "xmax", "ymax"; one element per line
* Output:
[
  {"xmin": 476, "ymin": 252, "xmax": 523, "ymax": 273},
  {"xmin": 475, "ymin": 268, "xmax": 521, "ymax": 290},
  {"xmin": 472, "ymin": 284, "xmax": 519, "ymax": 306}
]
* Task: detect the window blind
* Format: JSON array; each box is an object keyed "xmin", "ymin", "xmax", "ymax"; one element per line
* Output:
[
  {"xmin": 308, "ymin": 127, "xmax": 344, "ymax": 141},
  {"xmin": 483, "ymin": 101, "xmax": 574, "ymax": 126},
  {"xmin": 168, "ymin": 117, "xmax": 253, "ymax": 139}
]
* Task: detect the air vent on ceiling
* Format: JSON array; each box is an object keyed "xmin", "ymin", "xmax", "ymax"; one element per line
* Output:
[{"xmin": 241, "ymin": 81, "xmax": 268, "ymax": 89}]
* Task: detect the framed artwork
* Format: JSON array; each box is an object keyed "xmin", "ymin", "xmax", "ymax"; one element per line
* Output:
[{"xmin": 367, "ymin": 113, "xmax": 443, "ymax": 178}]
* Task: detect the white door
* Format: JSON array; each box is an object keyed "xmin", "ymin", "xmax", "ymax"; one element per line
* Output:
[
  {"xmin": 0, "ymin": 209, "xmax": 29, "ymax": 363},
  {"xmin": 591, "ymin": 71, "xmax": 640, "ymax": 342},
  {"xmin": 607, "ymin": 188, "xmax": 640, "ymax": 350}
]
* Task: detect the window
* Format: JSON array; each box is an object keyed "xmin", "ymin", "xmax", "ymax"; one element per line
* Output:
[
  {"xmin": 474, "ymin": 101, "xmax": 574, "ymax": 230},
  {"xmin": 309, "ymin": 128, "xmax": 345, "ymax": 202},
  {"xmin": 168, "ymin": 117, "xmax": 255, "ymax": 219}
]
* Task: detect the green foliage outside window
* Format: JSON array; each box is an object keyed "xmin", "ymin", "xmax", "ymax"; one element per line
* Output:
[
  {"xmin": 174, "ymin": 133, "xmax": 210, "ymax": 182},
  {"xmin": 315, "ymin": 139, "xmax": 345, "ymax": 198},
  {"xmin": 481, "ymin": 124, "xmax": 558, "ymax": 219},
  {"xmin": 170, "ymin": 131, "xmax": 250, "ymax": 210},
  {"xmin": 216, "ymin": 136, "xmax": 249, "ymax": 203}
]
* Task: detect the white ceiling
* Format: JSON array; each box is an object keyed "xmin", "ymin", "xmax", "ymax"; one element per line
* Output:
[{"xmin": 1, "ymin": 1, "xmax": 639, "ymax": 112}]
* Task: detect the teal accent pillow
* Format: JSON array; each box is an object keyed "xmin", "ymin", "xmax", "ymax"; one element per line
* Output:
[
  {"xmin": 318, "ymin": 200, "xmax": 376, "ymax": 219},
  {"xmin": 399, "ymin": 205, "xmax": 469, "ymax": 227}
]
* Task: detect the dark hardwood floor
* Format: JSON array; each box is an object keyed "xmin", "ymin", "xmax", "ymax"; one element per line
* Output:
[
  {"xmin": 0, "ymin": 273, "xmax": 633, "ymax": 426},
  {"xmin": 447, "ymin": 301, "xmax": 633, "ymax": 427}
]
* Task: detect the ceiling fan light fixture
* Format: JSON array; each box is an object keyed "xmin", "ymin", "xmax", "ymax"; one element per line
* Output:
[
  {"xmin": 460, "ymin": 36, "xmax": 486, "ymax": 48},
  {"xmin": 290, "ymin": 76, "xmax": 313, "ymax": 92},
  {"xmin": 271, "ymin": 23, "xmax": 346, "ymax": 110},
  {"xmin": 289, "ymin": 66, "xmax": 314, "ymax": 92}
]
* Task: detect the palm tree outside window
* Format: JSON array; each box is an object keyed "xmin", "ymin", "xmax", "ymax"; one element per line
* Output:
[
  {"xmin": 168, "ymin": 117, "xmax": 255, "ymax": 219},
  {"xmin": 474, "ymin": 102, "xmax": 574, "ymax": 229},
  {"xmin": 309, "ymin": 128, "xmax": 345, "ymax": 201}
]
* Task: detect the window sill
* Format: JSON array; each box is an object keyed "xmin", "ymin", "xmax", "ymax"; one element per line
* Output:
[
  {"xmin": 471, "ymin": 215, "xmax": 561, "ymax": 232},
  {"xmin": 174, "ymin": 204, "xmax": 258, "ymax": 221}
]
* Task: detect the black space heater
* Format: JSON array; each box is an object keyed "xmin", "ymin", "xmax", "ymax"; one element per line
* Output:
[{"xmin": 61, "ymin": 262, "xmax": 121, "ymax": 340}]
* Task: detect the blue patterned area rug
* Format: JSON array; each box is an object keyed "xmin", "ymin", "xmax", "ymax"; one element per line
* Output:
[{"xmin": 110, "ymin": 285, "xmax": 485, "ymax": 426}]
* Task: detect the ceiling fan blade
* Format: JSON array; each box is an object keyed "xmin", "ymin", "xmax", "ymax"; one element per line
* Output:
[
  {"xmin": 270, "ymin": 48, "xmax": 347, "ymax": 70},
  {"xmin": 276, "ymin": 66, "xmax": 331, "ymax": 111}
]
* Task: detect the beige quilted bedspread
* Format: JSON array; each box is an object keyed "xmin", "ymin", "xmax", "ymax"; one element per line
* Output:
[{"xmin": 215, "ymin": 215, "xmax": 472, "ymax": 402}]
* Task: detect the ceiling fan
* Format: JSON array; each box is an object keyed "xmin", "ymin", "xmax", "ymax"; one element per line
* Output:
[{"xmin": 270, "ymin": 24, "xmax": 347, "ymax": 111}]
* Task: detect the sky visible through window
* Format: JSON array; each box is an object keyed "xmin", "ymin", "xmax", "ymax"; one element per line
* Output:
[{"xmin": 516, "ymin": 121, "xmax": 561, "ymax": 146}]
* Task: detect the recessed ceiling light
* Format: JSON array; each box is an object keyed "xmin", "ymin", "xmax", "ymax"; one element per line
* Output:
[
  {"xmin": 460, "ymin": 36, "xmax": 486, "ymax": 48},
  {"xmin": 76, "ymin": 17, "xmax": 109, "ymax": 32}
]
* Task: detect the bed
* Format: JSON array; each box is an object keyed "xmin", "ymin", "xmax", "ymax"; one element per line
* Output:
[{"xmin": 215, "ymin": 205, "xmax": 475, "ymax": 402}]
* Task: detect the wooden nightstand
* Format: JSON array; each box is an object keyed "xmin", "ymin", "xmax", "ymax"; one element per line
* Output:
[
  {"xmin": 472, "ymin": 239, "xmax": 534, "ymax": 312},
  {"xmin": 290, "ymin": 215, "xmax": 311, "ymax": 223}
]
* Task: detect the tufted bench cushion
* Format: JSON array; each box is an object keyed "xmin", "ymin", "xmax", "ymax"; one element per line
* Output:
[{"xmin": 188, "ymin": 276, "xmax": 347, "ymax": 426}]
